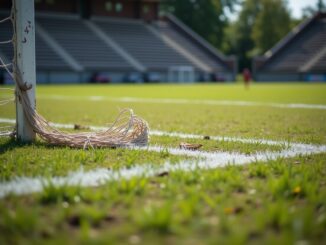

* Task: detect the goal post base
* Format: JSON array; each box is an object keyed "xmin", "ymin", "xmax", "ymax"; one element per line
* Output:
[{"xmin": 14, "ymin": 0, "xmax": 36, "ymax": 142}]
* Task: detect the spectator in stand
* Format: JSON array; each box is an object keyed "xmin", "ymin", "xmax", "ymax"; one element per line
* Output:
[{"xmin": 243, "ymin": 68, "xmax": 251, "ymax": 89}]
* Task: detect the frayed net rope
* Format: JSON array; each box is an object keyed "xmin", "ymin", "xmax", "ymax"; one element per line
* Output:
[
  {"xmin": 0, "ymin": 3, "xmax": 149, "ymax": 148},
  {"xmin": 16, "ymin": 80, "xmax": 149, "ymax": 149},
  {"xmin": 0, "ymin": 10, "xmax": 15, "ymax": 138}
]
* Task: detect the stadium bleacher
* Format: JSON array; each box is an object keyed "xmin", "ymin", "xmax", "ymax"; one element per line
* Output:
[
  {"xmin": 0, "ymin": 13, "xmax": 71, "ymax": 71},
  {"xmin": 36, "ymin": 15, "xmax": 133, "ymax": 71},
  {"xmin": 157, "ymin": 21, "xmax": 226, "ymax": 72},
  {"xmin": 35, "ymin": 30, "xmax": 72, "ymax": 71},
  {"xmin": 0, "ymin": 0, "xmax": 236, "ymax": 83},
  {"xmin": 311, "ymin": 52, "xmax": 326, "ymax": 72},
  {"xmin": 0, "ymin": 13, "xmax": 13, "ymax": 65},
  {"xmin": 93, "ymin": 17, "xmax": 194, "ymax": 70},
  {"xmin": 253, "ymin": 12, "xmax": 326, "ymax": 81}
]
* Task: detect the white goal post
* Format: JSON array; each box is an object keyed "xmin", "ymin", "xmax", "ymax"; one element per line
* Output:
[{"xmin": 14, "ymin": 0, "xmax": 36, "ymax": 142}]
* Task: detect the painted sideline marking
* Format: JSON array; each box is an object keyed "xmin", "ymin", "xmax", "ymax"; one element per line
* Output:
[
  {"xmin": 0, "ymin": 117, "xmax": 305, "ymax": 146},
  {"xmin": 1, "ymin": 117, "xmax": 326, "ymax": 198},
  {"xmin": 36, "ymin": 95, "xmax": 326, "ymax": 110},
  {"xmin": 0, "ymin": 143, "xmax": 325, "ymax": 198}
]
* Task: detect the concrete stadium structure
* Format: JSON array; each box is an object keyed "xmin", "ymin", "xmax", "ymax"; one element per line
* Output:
[
  {"xmin": 253, "ymin": 12, "xmax": 326, "ymax": 82},
  {"xmin": 0, "ymin": 0, "xmax": 237, "ymax": 83}
]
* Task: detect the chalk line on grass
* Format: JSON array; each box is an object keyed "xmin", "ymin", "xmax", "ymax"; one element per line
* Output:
[
  {"xmin": 1, "ymin": 117, "xmax": 326, "ymax": 198},
  {"xmin": 38, "ymin": 95, "xmax": 326, "ymax": 110},
  {"xmin": 0, "ymin": 142, "xmax": 326, "ymax": 198},
  {"xmin": 0, "ymin": 117, "xmax": 300, "ymax": 146}
]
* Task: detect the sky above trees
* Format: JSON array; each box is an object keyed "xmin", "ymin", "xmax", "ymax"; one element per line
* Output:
[
  {"xmin": 228, "ymin": 0, "xmax": 322, "ymax": 20},
  {"xmin": 288, "ymin": 0, "xmax": 321, "ymax": 18}
]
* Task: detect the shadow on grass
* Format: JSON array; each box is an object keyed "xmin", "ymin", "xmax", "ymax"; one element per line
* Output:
[
  {"xmin": 0, "ymin": 138, "xmax": 27, "ymax": 154},
  {"xmin": 0, "ymin": 137, "xmax": 68, "ymax": 154},
  {"xmin": 0, "ymin": 137, "xmax": 115, "ymax": 154}
]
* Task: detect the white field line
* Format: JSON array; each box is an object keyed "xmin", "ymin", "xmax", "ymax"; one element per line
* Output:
[
  {"xmin": 0, "ymin": 115, "xmax": 323, "ymax": 154},
  {"xmin": 0, "ymin": 117, "xmax": 300, "ymax": 146},
  {"xmin": 0, "ymin": 143, "xmax": 326, "ymax": 198},
  {"xmin": 38, "ymin": 94, "xmax": 326, "ymax": 110},
  {"xmin": 1, "ymin": 117, "xmax": 326, "ymax": 198}
]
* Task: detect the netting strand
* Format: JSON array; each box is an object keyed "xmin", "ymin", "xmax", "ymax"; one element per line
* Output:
[
  {"xmin": 0, "ymin": 98, "xmax": 14, "ymax": 106},
  {"xmin": 0, "ymin": 11, "xmax": 15, "ymax": 138},
  {"xmin": 0, "ymin": 56, "xmax": 13, "ymax": 78},
  {"xmin": 0, "ymin": 63, "xmax": 12, "ymax": 68},
  {"xmin": 0, "ymin": 39, "xmax": 12, "ymax": 45},
  {"xmin": 0, "ymin": 15, "xmax": 11, "ymax": 24}
]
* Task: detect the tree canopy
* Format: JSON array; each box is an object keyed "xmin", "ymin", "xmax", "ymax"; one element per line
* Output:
[
  {"xmin": 222, "ymin": 0, "xmax": 260, "ymax": 70},
  {"xmin": 251, "ymin": 0, "xmax": 291, "ymax": 54},
  {"xmin": 161, "ymin": 0, "xmax": 239, "ymax": 49},
  {"xmin": 223, "ymin": 0, "xmax": 293, "ymax": 70},
  {"xmin": 302, "ymin": 0, "xmax": 326, "ymax": 18},
  {"xmin": 161, "ymin": 0, "xmax": 318, "ymax": 71}
]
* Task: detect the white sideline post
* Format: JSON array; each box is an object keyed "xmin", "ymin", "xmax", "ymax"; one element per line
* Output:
[{"xmin": 14, "ymin": 0, "xmax": 36, "ymax": 142}]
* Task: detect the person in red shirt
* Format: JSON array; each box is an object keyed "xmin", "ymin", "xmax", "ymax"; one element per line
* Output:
[{"xmin": 243, "ymin": 68, "xmax": 251, "ymax": 89}]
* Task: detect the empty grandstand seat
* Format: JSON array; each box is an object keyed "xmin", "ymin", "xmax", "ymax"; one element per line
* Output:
[
  {"xmin": 0, "ymin": 13, "xmax": 72, "ymax": 71},
  {"xmin": 157, "ymin": 21, "xmax": 225, "ymax": 71},
  {"xmin": 0, "ymin": 13, "xmax": 14, "ymax": 65},
  {"xmin": 263, "ymin": 18, "xmax": 326, "ymax": 72},
  {"xmin": 36, "ymin": 15, "xmax": 132, "ymax": 70},
  {"xmin": 311, "ymin": 52, "xmax": 326, "ymax": 72},
  {"xmin": 93, "ymin": 18, "xmax": 194, "ymax": 70},
  {"xmin": 35, "ymin": 34, "xmax": 73, "ymax": 70}
]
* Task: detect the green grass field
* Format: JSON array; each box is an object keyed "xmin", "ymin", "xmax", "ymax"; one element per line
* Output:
[{"xmin": 1, "ymin": 83, "xmax": 326, "ymax": 244}]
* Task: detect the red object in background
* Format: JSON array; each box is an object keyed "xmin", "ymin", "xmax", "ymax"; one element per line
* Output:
[
  {"xmin": 243, "ymin": 68, "xmax": 251, "ymax": 82},
  {"xmin": 243, "ymin": 68, "xmax": 251, "ymax": 88}
]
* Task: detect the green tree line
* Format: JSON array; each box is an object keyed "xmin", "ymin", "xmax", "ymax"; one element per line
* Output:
[{"xmin": 161, "ymin": 0, "xmax": 324, "ymax": 71}]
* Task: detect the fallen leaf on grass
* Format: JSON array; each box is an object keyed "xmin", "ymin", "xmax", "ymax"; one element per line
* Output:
[
  {"xmin": 68, "ymin": 215, "xmax": 81, "ymax": 227},
  {"xmin": 129, "ymin": 235, "xmax": 141, "ymax": 244},
  {"xmin": 104, "ymin": 214, "xmax": 117, "ymax": 222},
  {"xmin": 248, "ymin": 231, "xmax": 262, "ymax": 240},
  {"xmin": 156, "ymin": 171, "xmax": 169, "ymax": 177},
  {"xmin": 224, "ymin": 206, "xmax": 244, "ymax": 215},
  {"xmin": 74, "ymin": 124, "xmax": 90, "ymax": 130},
  {"xmin": 292, "ymin": 186, "xmax": 301, "ymax": 195},
  {"xmin": 224, "ymin": 207, "xmax": 234, "ymax": 214},
  {"xmin": 179, "ymin": 142, "xmax": 203, "ymax": 150}
]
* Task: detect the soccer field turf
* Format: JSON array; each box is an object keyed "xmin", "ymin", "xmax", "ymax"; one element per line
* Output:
[{"xmin": 0, "ymin": 83, "xmax": 326, "ymax": 244}]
